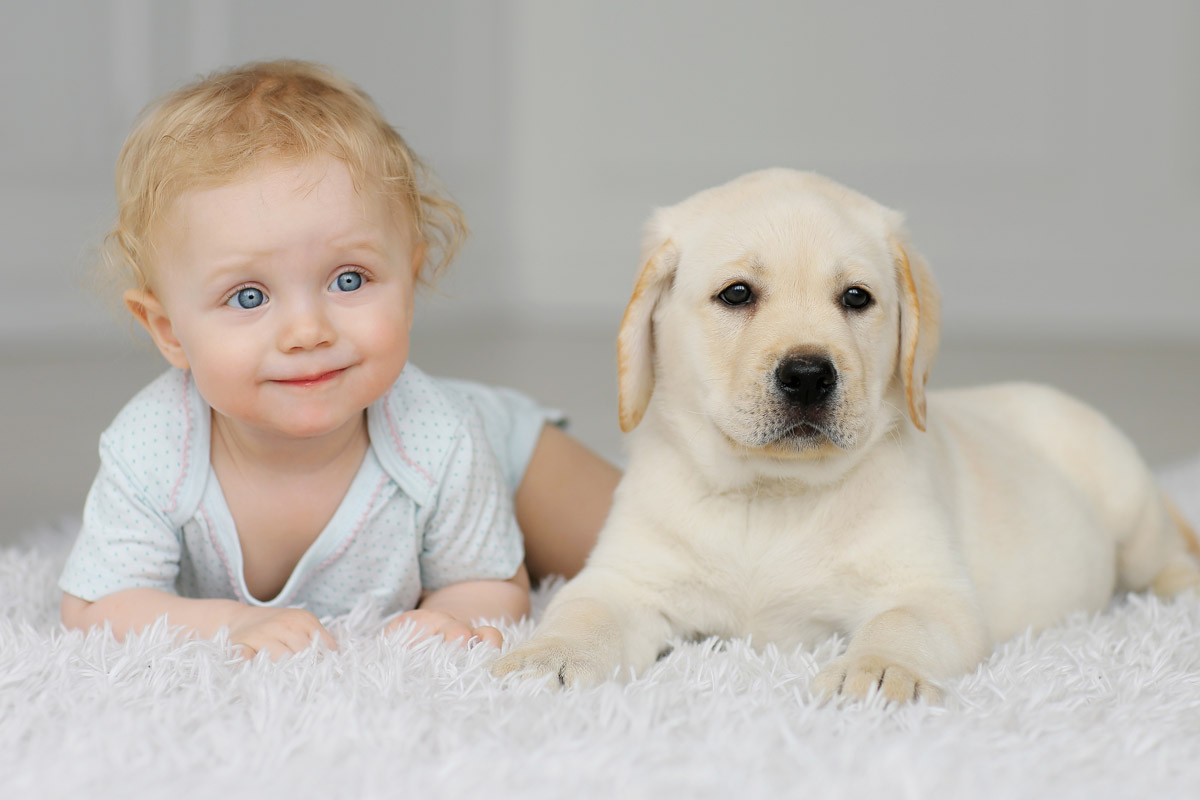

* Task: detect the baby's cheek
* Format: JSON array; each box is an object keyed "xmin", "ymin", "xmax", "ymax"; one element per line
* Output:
[
  {"xmin": 358, "ymin": 319, "xmax": 411, "ymax": 396},
  {"xmin": 380, "ymin": 325, "xmax": 411, "ymax": 368},
  {"xmin": 189, "ymin": 350, "xmax": 244, "ymax": 397}
]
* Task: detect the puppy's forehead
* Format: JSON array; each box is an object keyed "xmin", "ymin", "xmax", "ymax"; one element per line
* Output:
[{"xmin": 661, "ymin": 170, "xmax": 896, "ymax": 274}]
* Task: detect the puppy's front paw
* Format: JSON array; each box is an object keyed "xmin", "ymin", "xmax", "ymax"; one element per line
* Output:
[
  {"xmin": 491, "ymin": 635, "xmax": 615, "ymax": 688},
  {"xmin": 812, "ymin": 654, "xmax": 941, "ymax": 705}
]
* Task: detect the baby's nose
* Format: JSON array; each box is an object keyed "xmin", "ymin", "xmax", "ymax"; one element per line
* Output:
[{"xmin": 278, "ymin": 302, "xmax": 336, "ymax": 351}]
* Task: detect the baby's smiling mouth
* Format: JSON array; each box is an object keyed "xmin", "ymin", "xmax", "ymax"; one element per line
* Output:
[{"xmin": 273, "ymin": 368, "xmax": 347, "ymax": 387}]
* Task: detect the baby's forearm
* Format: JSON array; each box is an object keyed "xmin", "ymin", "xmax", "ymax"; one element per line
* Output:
[
  {"xmin": 418, "ymin": 564, "xmax": 532, "ymax": 625},
  {"xmin": 63, "ymin": 590, "xmax": 337, "ymax": 659},
  {"xmin": 61, "ymin": 589, "xmax": 248, "ymax": 640}
]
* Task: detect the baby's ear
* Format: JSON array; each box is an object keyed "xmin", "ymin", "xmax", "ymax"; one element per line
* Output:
[
  {"xmin": 124, "ymin": 289, "xmax": 190, "ymax": 371},
  {"xmin": 410, "ymin": 240, "xmax": 427, "ymax": 280}
]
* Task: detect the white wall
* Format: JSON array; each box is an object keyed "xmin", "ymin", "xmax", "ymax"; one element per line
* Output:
[{"xmin": 3, "ymin": 0, "xmax": 1197, "ymax": 346}]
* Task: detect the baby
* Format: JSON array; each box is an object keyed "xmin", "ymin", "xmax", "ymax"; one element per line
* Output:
[{"xmin": 59, "ymin": 60, "xmax": 619, "ymax": 660}]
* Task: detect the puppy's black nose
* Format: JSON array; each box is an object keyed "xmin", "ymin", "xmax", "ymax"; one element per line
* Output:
[{"xmin": 775, "ymin": 355, "xmax": 837, "ymax": 407}]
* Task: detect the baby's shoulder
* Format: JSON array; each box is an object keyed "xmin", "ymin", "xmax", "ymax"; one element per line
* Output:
[
  {"xmin": 368, "ymin": 364, "xmax": 484, "ymax": 505},
  {"xmin": 103, "ymin": 368, "xmax": 205, "ymax": 451},
  {"xmin": 99, "ymin": 368, "xmax": 208, "ymax": 518}
]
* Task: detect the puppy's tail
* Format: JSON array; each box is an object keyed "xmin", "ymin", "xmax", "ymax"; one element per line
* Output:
[
  {"xmin": 1147, "ymin": 493, "xmax": 1200, "ymax": 597},
  {"xmin": 1164, "ymin": 494, "xmax": 1200, "ymax": 559}
]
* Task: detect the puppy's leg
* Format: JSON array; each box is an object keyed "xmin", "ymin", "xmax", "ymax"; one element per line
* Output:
[
  {"xmin": 812, "ymin": 603, "xmax": 988, "ymax": 704},
  {"xmin": 491, "ymin": 569, "xmax": 671, "ymax": 687}
]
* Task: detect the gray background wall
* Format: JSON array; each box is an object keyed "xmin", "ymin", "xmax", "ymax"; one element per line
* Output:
[
  {"xmin": 1, "ymin": 1, "xmax": 1198, "ymax": 541},
  {"xmin": 4, "ymin": 0, "xmax": 1198, "ymax": 345}
]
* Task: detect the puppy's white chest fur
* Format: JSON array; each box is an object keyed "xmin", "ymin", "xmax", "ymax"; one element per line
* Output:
[
  {"xmin": 607, "ymin": 437, "xmax": 901, "ymax": 650},
  {"xmin": 672, "ymin": 492, "xmax": 852, "ymax": 647}
]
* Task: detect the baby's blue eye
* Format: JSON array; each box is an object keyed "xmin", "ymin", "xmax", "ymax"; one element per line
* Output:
[
  {"xmin": 331, "ymin": 271, "xmax": 364, "ymax": 292},
  {"xmin": 227, "ymin": 287, "xmax": 266, "ymax": 309}
]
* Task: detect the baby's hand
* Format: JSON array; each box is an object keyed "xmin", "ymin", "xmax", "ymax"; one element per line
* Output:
[
  {"xmin": 386, "ymin": 608, "xmax": 503, "ymax": 648},
  {"xmin": 228, "ymin": 606, "xmax": 338, "ymax": 661}
]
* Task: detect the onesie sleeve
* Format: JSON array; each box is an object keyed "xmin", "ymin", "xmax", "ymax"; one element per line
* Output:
[
  {"xmin": 58, "ymin": 437, "xmax": 183, "ymax": 602},
  {"xmin": 417, "ymin": 407, "xmax": 525, "ymax": 593}
]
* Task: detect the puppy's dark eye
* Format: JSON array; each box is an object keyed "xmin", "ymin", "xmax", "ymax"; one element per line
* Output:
[
  {"xmin": 842, "ymin": 287, "xmax": 872, "ymax": 310},
  {"xmin": 718, "ymin": 282, "xmax": 754, "ymax": 306}
]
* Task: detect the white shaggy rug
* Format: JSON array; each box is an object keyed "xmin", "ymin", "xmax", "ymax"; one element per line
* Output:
[{"xmin": 4, "ymin": 455, "xmax": 1200, "ymax": 800}]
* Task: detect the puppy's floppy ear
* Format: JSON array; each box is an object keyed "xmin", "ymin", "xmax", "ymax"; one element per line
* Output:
[
  {"xmin": 891, "ymin": 228, "xmax": 941, "ymax": 432},
  {"xmin": 617, "ymin": 232, "xmax": 679, "ymax": 433}
]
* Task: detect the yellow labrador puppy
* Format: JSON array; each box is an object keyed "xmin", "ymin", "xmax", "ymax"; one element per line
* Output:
[{"xmin": 493, "ymin": 169, "xmax": 1200, "ymax": 703}]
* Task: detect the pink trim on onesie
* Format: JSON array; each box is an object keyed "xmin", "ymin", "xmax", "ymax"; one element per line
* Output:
[
  {"xmin": 164, "ymin": 372, "xmax": 195, "ymax": 514},
  {"xmin": 384, "ymin": 407, "xmax": 436, "ymax": 487},
  {"xmin": 290, "ymin": 473, "xmax": 391, "ymax": 600},
  {"xmin": 200, "ymin": 504, "xmax": 249, "ymax": 604}
]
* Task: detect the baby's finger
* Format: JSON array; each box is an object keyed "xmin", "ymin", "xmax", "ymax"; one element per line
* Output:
[
  {"xmin": 237, "ymin": 634, "xmax": 291, "ymax": 662},
  {"xmin": 315, "ymin": 624, "xmax": 338, "ymax": 651},
  {"xmin": 275, "ymin": 626, "xmax": 320, "ymax": 657},
  {"xmin": 471, "ymin": 625, "xmax": 503, "ymax": 648},
  {"xmin": 386, "ymin": 614, "xmax": 424, "ymax": 638},
  {"xmin": 387, "ymin": 611, "xmax": 435, "ymax": 640},
  {"xmin": 295, "ymin": 618, "xmax": 338, "ymax": 651},
  {"xmin": 279, "ymin": 612, "xmax": 337, "ymax": 653},
  {"xmin": 438, "ymin": 620, "xmax": 475, "ymax": 646},
  {"xmin": 233, "ymin": 641, "xmax": 259, "ymax": 661}
]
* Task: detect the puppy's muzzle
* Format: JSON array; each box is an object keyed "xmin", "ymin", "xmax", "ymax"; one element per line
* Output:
[{"xmin": 774, "ymin": 353, "xmax": 837, "ymax": 411}]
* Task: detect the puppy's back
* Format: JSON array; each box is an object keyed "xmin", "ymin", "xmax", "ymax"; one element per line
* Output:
[{"xmin": 931, "ymin": 382, "xmax": 1152, "ymax": 525}]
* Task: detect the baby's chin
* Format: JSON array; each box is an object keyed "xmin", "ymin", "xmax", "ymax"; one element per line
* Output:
[{"xmin": 210, "ymin": 401, "xmax": 368, "ymax": 444}]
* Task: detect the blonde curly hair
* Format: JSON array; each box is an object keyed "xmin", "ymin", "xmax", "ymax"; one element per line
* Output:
[{"xmin": 103, "ymin": 59, "xmax": 466, "ymax": 295}]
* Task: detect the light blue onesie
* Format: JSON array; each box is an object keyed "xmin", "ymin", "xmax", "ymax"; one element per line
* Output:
[{"xmin": 58, "ymin": 364, "xmax": 558, "ymax": 619}]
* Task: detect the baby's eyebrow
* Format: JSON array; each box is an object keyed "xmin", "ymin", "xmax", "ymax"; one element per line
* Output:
[
  {"xmin": 330, "ymin": 235, "xmax": 386, "ymax": 257},
  {"xmin": 204, "ymin": 255, "xmax": 259, "ymax": 280}
]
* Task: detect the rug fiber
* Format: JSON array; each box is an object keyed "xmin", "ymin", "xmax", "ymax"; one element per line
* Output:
[{"xmin": 3, "ymin": 455, "xmax": 1200, "ymax": 799}]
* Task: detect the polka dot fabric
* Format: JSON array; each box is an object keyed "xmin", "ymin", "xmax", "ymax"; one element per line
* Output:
[{"xmin": 58, "ymin": 365, "xmax": 554, "ymax": 619}]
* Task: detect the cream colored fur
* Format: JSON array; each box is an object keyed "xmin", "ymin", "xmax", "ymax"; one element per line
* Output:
[{"xmin": 493, "ymin": 169, "xmax": 1200, "ymax": 703}]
